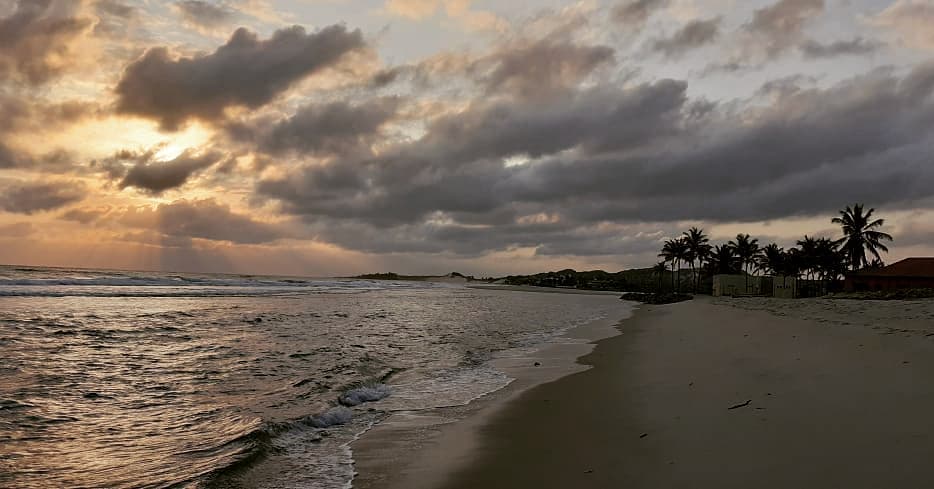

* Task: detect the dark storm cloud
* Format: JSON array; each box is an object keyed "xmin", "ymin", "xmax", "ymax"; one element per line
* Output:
[
  {"xmin": 611, "ymin": 0, "xmax": 668, "ymax": 29},
  {"xmin": 258, "ymin": 79, "xmax": 690, "ymax": 225},
  {"xmin": 114, "ymin": 24, "xmax": 366, "ymax": 130},
  {"xmin": 799, "ymin": 37, "xmax": 882, "ymax": 59},
  {"xmin": 745, "ymin": 0, "xmax": 824, "ymax": 57},
  {"xmin": 650, "ymin": 17, "xmax": 720, "ymax": 58},
  {"xmin": 0, "ymin": 0, "xmax": 91, "ymax": 85},
  {"xmin": 119, "ymin": 152, "xmax": 222, "ymax": 194},
  {"xmin": 119, "ymin": 199, "xmax": 288, "ymax": 244},
  {"xmin": 97, "ymin": 148, "xmax": 224, "ymax": 194},
  {"xmin": 254, "ymin": 61, "xmax": 934, "ymax": 255},
  {"xmin": 229, "ymin": 97, "xmax": 402, "ymax": 157},
  {"xmin": 173, "ymin": 1, "xmax": 235, "ymax": 28},
  {"xmin": 0, "ymin": 179, "xmax": 84, "ymax": 214}
]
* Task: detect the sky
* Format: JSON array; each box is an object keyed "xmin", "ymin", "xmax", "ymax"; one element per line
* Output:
[{"xmin": 1, "ymin": 0, "xmax": 933, "ymax": 277}]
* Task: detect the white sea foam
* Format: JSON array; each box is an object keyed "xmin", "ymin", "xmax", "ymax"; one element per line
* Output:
[
  {"xmin": 339, "ymin": 384, "xmax": 393, "ymax": 406},
  {"xmin": 307, "ymin": 406, "xmax": 355, "ymax": 428}
]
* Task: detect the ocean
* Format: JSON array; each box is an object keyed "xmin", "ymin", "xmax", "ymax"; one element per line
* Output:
[{"xmin": 0, "ymin": 265, "xmax": 630, "ymax": 488}]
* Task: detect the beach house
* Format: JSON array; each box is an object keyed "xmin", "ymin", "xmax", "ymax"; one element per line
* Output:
[{"xmin": 844, "ymin": 258, "xmax": 934, "ymax": 292}]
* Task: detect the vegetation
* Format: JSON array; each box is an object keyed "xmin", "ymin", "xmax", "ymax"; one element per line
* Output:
[
  {"xmin": 503, "ymin": 268, "xmax": 661, "ymax": 292},
  {"xmin": 360, "ymin": 204, "xmax": 894, "ymax": 299},
  {"xmin": 655, "ymin": 203, "xmax": 894, "ymax": 297},
  {"xmin": 832, "ymin": 204, "xmax": 894, "ymax": 271}
]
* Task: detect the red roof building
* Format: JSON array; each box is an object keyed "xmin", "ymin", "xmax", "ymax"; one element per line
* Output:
[{"xmin": 845, "ymin": 258, "xmax": 934, "ymax": 292}]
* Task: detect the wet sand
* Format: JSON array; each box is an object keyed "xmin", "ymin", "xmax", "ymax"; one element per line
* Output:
[{"xmin": 355, "ymin": 297, "xmax": 934, "ymax": 489}]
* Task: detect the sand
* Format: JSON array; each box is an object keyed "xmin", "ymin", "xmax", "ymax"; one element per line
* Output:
[{"xmin": 352, "ymin": 296, "xmax": 934, "ymax": 489}]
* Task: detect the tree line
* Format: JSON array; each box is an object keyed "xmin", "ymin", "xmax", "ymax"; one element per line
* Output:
[{"xmin": 656, "ymin": 204, "xmax": 894, "ymax": 294}]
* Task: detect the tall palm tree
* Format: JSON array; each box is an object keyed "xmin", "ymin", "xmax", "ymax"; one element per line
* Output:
[
  {"xmin": 759, "ymin": 243, "xmax": 784, "ymax": 276},
  {"xmin": 652, "ymin": 261, "xmax": 668, "ymax": 292},
  {"xmin": 729, "ymin": 233, "xmax": 761, "ymax": 293},
  {"xmin": 682, "ymin": 227, "xmax": 711, "ymax": 292},
  {"xmin": 658, "ymin": 239, "xmax": 679, "ymax": 290},
  {"xmin": 671, "ymin": 238, "xmax": 689, "ymax": 293},
  {"xmin": 832, "ymin": 204, "xmax": 893, "ymax": 271},
  {"xmin": 796, "ymin": 235, "xmax": 819, "ymax": 281}
]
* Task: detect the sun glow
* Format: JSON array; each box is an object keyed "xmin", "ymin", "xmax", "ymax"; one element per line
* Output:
[{"xmin": 154, "ymin": 144, "xmax": 187, "ymax": 162}]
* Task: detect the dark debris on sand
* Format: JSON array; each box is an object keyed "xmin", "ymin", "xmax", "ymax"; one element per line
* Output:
[{"xmin": 620, "ymin": 292, "xmax": 694, "ymax": 305}]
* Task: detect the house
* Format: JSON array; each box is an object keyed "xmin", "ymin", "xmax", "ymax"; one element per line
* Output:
[{"xmin": 844, "ymin": 258, "xmax": 934, "ymax": 292}]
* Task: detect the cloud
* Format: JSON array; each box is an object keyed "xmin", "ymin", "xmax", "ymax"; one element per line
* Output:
[
  {"xmin": 119, "ymin": 199, "xmax": 289, "ymax": 244},
  {"xmin": 228, "ymin": 97, "xmax": 402, "ymax": 157},
  {"xmin": 799, "ymin": 37, "xmax": 882, "ymax": 59},
  {"xmin": 99, "ymin": 150, "xmax": 223, "ymax": 195},
  {"xmin": 385, "ymin": 0, "xmax": 438, "ymax": 19},
  {"xmin": 480, "ymin": 39, "xmax": 615, "ymax": 99},
  {"xmin": 384, "ymin": 0, "xmax": 506, "ymax": 31},
  {"xmin": 258, "ymin": 78, "xmax": 690, "ymax": 226},
  {"xmin": 173, "ymin": 1, "xmax": 236, "ymax": 30},
  {"xmin": 611, "ymin": 0, "xmax": 668, "ymax": 30},
  {"xmin": 873, "ymin": 0, "xmax": 934, "ymax": 51},
  {"xmin": 95, "ymin": 0, "xmax": 135, "ymax": 19},
  {"xmin": 114, "ymin": 24, "xmax": 367, "ymax": 130},
  {"xmin": 0, "ymin": 0, "xmax": 92, "ymax": 85},
  {"xmin": 650, "ymin": 17, "xmax": 721, "ymax": 58},
  {"xmin": 254, "ymin": 62, "xmax": 934, "ymax": 256},
  {"xmin": 0, "ymin": 222, "xmax": 36, "ymax": 238},
  {"xmin": 744, "ymin": 0, "xmax": 824, "ymax": 57},
  {"xmin": 0, "ymin": 179, "xmax": 85, "ymax": 214},
  {"xmin": 60, "ymin": 206, "xmax": 111, "ymax": 224}
]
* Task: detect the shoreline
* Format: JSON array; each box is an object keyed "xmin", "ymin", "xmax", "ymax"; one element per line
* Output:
[
  {"xmin": 356, "ymin": 296, "xmax": 934, "ymax": 489},
  {"xmin": 350, "ymin": 297, "xmax": 636, "ymax": 489}
]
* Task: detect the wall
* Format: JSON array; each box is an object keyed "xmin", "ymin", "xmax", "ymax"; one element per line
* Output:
[{"xmin": 713, "ymin": 275, "xmax": 762, "ymax": 297}]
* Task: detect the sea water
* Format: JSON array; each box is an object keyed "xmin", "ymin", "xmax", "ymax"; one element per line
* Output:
[{"xmin": 0, "ymin": 266, "xmax": 630, "ymax": 488}]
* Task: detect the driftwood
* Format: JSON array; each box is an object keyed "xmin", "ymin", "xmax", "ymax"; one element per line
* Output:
[{"xmin": 728, "ymin": 400, "xmax": 752, "ymax": 410}]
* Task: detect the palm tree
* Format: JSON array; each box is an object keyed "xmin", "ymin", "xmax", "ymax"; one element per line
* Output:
[
  {"xmin": 832, "ymin": 204, "xmax": 893, "ymax": 271},
  {"xmin": 707, "ymin": 244, "xmax": 740, "ymax": 275},
  {"xmin": 729, "ymin": 233, "xmax": 761, "ymax": 293},
  {"xmin": 682, "ymin": 227, "xmax": 711, "ymax": 292},
  {"xmin": 797, "ymin": 235, "xmax": 819, "ymax": 281},
  {"xmin": 659, "ymin": 239, "xmax": 679, "ymax": 290},
  {"xmin": 671, "ymin": 238, "xmax": 689, "ymax": 293},
  {"xmin": 652, "ymin": 261, "xmax": 668, "ymax": 292},
  {"xmin": 759, "ymin": 243, "xmax": 784, "ymax": 276}
]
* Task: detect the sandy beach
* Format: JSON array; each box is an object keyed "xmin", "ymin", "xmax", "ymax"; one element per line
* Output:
[{"xmin": 353, "ymin": 296, "xmax": 934, "ymax": 488}]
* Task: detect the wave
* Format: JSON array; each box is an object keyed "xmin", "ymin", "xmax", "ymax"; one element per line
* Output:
[
  {"xmin": 198, "ymin": 384, "xmax": 392, "ymax": 487},
  {"xmin": 0, "ymin": 274, "xmax": 434, "ymax": 297},
  {"xmin": 338, "ymin": 384, "xmax": 393, "ymax": 407}
]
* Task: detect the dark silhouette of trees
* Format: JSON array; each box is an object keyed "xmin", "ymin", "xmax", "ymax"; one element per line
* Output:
[
  {"xmin": 759, "ymin": 243, "xmax": 784, "ymax": 276},
  {"xmin": 707, "ymin": 244, "xmax": 740, "ymax": 275},
  {"xmin": 682, "ymin": 227, "xmax": 711, "ymax": 292},
  {"xmin": 832, "ymin": 204, "xmax": 894, "ymax": 271},
  {"xmin": 652, "ymin": 261, "xmax": 668, "ymax": 291},
  {"xmin": 729, "ymin": 233, "xmax": 761, "ymax": 293},
  {"xmin": 657, "ymin": 204, "xmax": 893, "ymax": 297}
]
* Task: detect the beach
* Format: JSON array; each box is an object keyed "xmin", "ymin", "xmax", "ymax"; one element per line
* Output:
[{"xmin": 353, "ymin": 296, "xmax": 934, "ymax": 488}]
